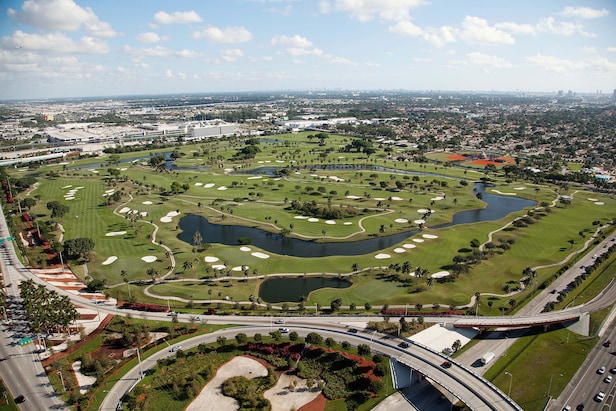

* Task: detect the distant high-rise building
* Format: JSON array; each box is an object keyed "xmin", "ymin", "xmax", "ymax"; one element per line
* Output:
[
  {"xmin": 613, "ymin": 89, "xmax": 616, "ymax": 99},
  {"xmin": 557, "ymin": 90, "xmax": 564, "ymax": 97}
]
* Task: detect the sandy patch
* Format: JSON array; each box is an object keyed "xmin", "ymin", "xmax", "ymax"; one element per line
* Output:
[
  {"xmin": 247, "ymin": 176, "xmax": 263, "ymax": 180},
  {"xmin": 394, "ymin": 218, "xmax": 408, "ymax": 223},
  {"xmin": 142, "ymin": 201, "xmax": 153, "ymax": 205},
  {"xmin": 224, "ymin": 168, "xmax": 234, "ymax": 172},
  {"xmin": 375, "ymin": 253, "xmax": 391, "ymax": 259},
  {"xmin": 422, "ymin": 234, "xmax": 438, "ymax": 239},
  {"xmin": 211, "ymin": 264, "xmax": 226, "ymax": 270},
  {"xmin": 514, "ymin": 187, "xmax": 526, "ymax": 190},
  {"xmin": 91, "ymin": 170, "xmax": 99, "ymax": 173},
  {"xmin": 595, "ymin": 202, "xmax": 605, "ymax": 205},
  {"xmin": 194, "ymin": 182, "xmax": 204, "ymax": 186},
  {"xmin": 294, "ymin": 216, "xmax": 309, "ymax": 219},
  {"xmin": 431, "ymin": 271, "xmax": 450, "ymax": 278},
  {"xmin": 329, "ymin": 176, "xmax": 344, "ymax": 181},
  {"xmin": 276, "ymin": 160, "xmax": 285, "ymax": 163},
  {"xmin": 65, "ymin": 196, "xmax": 75, "ymax": 200},
  {"xmin": 141, "ymin": 256, "xmax": 157, "ymax": 263},
  {"xmin": 393, "ymin": 248, "xmax": 406, "ymax": 253},
  {"xmin": 217, "ymin": 186, "xmax": 228, "ymax": 191},
  {"xmin": 252, "ymin": 252, "xmax": 270, "ymax": 259},
  {"xmin": 102, "ymin": 256, "xmax": 118, "ymax": 265},
  {"xmin": 160, "ymin": 217, "xmax": 172, "ymax": 223},
  {"xmin": 140, "ymin": 211, "xmax": 148, "ymax": 217},
  {"xmin": 232, "ymin": 266, "xmax": 248, "ymax": 272},
  {"xmin": 374, "ymin": 197, "xmax": 386, "ymax": 201},
  {"xmin": 119, "ymin": 207, "xmax": 131, "ymax": 214},
  {"xmin": 491, "ymin": 190, "xmax": 516, "ymax": 196},
  {"xmin": 414, "ymin": 219, "xmax": 425, "ymax": 224},
  {"xmin": 61, "ymin": 185, "xmax": 73, "ymax": 189},
  {"xmin": 417, "ymin": 208, "xmax": 429, "ymax": 213},
  {"xmin": 402, "ymin": 244, "xmax": 417, "ymax": 249},
  {"xmin": 104, "ymin": 189, "xmax": 115, "ymax": 194},
  {"xmin": 186, "ymin": 357, "xmax": 268, "ymax": 411},
  {"xmin": 390, "ymin": 196, "xmax": 403, "ymax": 201},
  {"xmin": 204, "ymin": 256, "xmax": 219, "ymax": 263},
  {"xmin": 431, "ymin": 196, "xmax": 444, "ymax": 201},
  {"xmin": 325, "ymin": 220, "xmax": 336, "ymax": 225},
  {"xmin": 204, "ymin": 183, "xmax": 215, "ymax": 188},
  {"xmin": 106, "ymin": 231, "xmax": 126, "ymax": 237},
  {"xmin": 346, "ymin": 195, "xmax": 361, "ymax": 199},
  {"xmin": 264, "ymin": 372, "xmax": 322, "ymax": 411},
  {"xmin": 307, "ymin": 218, "xmax": 319, "ymax": 222},
  {"xmin": 412, "ymin": 238, "xmax": 424, "ymax": 243},
  {"xmin": 343, "ymin": 222, "xmax": 353, "ymax": 225},
  {"xmin": 240, "ymin": 246, "xmax": 251, "ymax": 252},
  {"xmin": 167, "ymin": 211, "xmax": 181, "ymax": 217},
  {"xmin": 72, "ymin": 361, "xmax": 97, "ymax": 394}
]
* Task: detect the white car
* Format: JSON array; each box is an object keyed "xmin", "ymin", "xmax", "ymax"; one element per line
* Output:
[
  {"xmin": 598, "ymin": 366, "xmax": 606, "ymax": 374},
  {"xmin": 274, "ymin": 319, "xmax": 285, "ymax": 324},
  {"xmin": 595, "ymin": 391, "xmax": 605, "ymax": 402},
  {"xmin": 604, "ymin": 375, "xmax": 612, "ymax": 383},
  {"xmin": 278, "ymin": 327, "xmax": 289, "ymax": 333}
]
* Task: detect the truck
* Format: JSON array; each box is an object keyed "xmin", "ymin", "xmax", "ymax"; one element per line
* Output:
[{"xmin": 480, "ymin": 351, "xmax": 495, "ymax": 365}]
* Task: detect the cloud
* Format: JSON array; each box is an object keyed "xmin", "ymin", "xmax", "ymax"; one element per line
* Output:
[
  {"xmin": 7, "ymin": 0, "xmax": 118, "ymax": 38},
  {"xmin": 271, "ymin": 34, "xmax": 313, "ymax": 48},
  {"xmin": 461, "ymin": 52, "xmax": 512, "ymax": 68},
  {"xmin": 537, "ymin": 17, "xmax": 595, "ymax": 37},
  {"xmin": 193, "ymin": 26, "xmax": 253, "ymax": 43},
  {"xmin": 526, "ymin": 54, "xmax": 585, "ymax": 72},
  {"xmin": 220, "ymin": 48, "xmax": 244, "ymax": 62},
  {"xmin": 153, "ymin": 10, "xmax": 203, "ymax": 25},
  {"xmin": 123, "ymin": 45, "xmax": 172, "ymax": 60},
  {"xmin": 165, "ymin": 68, "xmax": 174, "ymax": 78},
  {"xmin": 328, "ymin": 56, "xmax": 354, "ymax": 65},
  {"xmin": 389, "ymin": 21, "xmax": 423, "ymax": 37},
  {"xmin": 282, "ymin": 47, "xmax": 323, "ymax": 56},
  {"xmin": 459, "ymin": 16, "xmax": 515, "ymax": 45},
  {"xmin": 2, "ymin": 30, "xmax": 109, "ymax": 54},
  {"xmin": 318, "ymin": 0, "xmax": 426, "ymax": 22},
  {"xmin": 560, "ymin": 7, "xmax": 609, "ymax": 19},
  {"xmin": 136, "ymin": 32, "xmax": 162, "ymax": 44},
  {"xmin": 176, "ymin": 49, "xmax": 202, "ymax": 59},
  {"xmin": 494, "ymin": 22, "xmax": 535, "ymax": 35}
]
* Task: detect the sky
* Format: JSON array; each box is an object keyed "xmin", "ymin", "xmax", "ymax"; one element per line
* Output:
[{"xmin": 0, "ymin": 0, "xmax": 615, "ymax": 100}]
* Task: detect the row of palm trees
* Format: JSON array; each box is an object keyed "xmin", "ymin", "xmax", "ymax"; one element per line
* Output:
[{"xmin": 19, "ymin": 279, "xmax": 78, "ymax": 335}]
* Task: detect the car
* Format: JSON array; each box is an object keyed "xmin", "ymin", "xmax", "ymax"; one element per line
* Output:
[
  {"xmin": 170, "ymin": 345, "xmax": 182, "ymax": 352},
  {"xmin": 598, "ymin": 366, "xmax": 606, "ymax": 374},
  {"xmin": 562, "ymin": 406, "xmax": 571, "ymax": 411},
  {"xmin": 604, "ymin": 375, "xmax": 612, "ymax": 383},
  {"xmin": 576, "ymin": 403, "xmax": 585, "ymax": 410},
  {"xmin": 194, "ymin": 316, "xmax": 201, "ymax": 321},
  {"xmin": 274, "ymin": 319, "xmax": 285, "ymax": 324},
  {"xmin": 441, "ymin": 361, "xmax": 452, "ymax": 368},
  {"xmin": 398, "ymin": 341, "xmax": 409, "ymax": 348},
  {"xmin": 611, "ymin": 367, "xmax": 616, "ymax": 374},
  {"xmin": 278, "ymin": 327, "xmax": 289, "ymax": 333},
  {"xmin": 166, "ymin": 311, "xmax": 176, "ymax": 316},
  {"xmin": 595, "ymin": 391, "xmax": 605, "ymax": 402},
  {"xmin": 604, "ymin": 340, "xmax": 612, "ymax": 347},
  {"xmin": 347, "ymin": 328, "xmax": 358, "ymax": 333},
  {"xmin": 14, "ymin": 395, "xmax": 25, "ymax": 403}
]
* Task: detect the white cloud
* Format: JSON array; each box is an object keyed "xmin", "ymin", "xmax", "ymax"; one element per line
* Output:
[
  {"xmin": 7, "ymin": 0, "xmax": 96, "ymax": 31},
  {"xmin": 422, "ymin": 26, "xmax": 457, "ymax": 48},
  {"xmin": 84, "ymin": 21, "xmax": 119, "ymax": 38},
  {"xmin": 123, "ymin": 45, "xmax": 172, "ymax": 60},
  {"xmin": 193, "ymin": 26, "xmax": 253, "ymax": 43},
  {"xmin": 153, "ymin": 11, "xmax": 203, "ymax": 25},
  {"xmin": 413, "ymin": 57, "xmax": 432, "ymax": 62},
  {"xmin": 608, "ymin": 47, "xmax": 616, "ymax": 53},
  {"xmin": 283, "ymin": 47, "xmax": 323, "ymax": 56},
  {"xmin": 537, "ymin": 17, "xmax": 595, "ymax": 37},
  {"xmin": 459, "ymin": 16, "xmax": 515, "ymax": 45},
  {"xmin": 560, "ymin": 7, "xmax": 609, "ymax": 19},
  {"xmin": 494, "ymin": 22, "xmax": 535, "ymax": 35},
  {"xmin": 165, "ymin": 69, "xmax": 174, "ymax": 78},
  {"xmin": 136, "ymin": 32, "xmax": 161, "ymax": 44},
  {"xmin": 328, "ymin": 56, "xmax": 354, "ymax": 65},
  {"xmin": 221, "ymin": 48, "xmax": 244, "ymax": 62},
  {"xmin": 462, "ymin": 52, "xmax": 512, "ymax": 68},
  {"xmin": 526, "ymin": 54, "xmax": 585, "ymax": 72},
  {"xmin": 271, "ymin": 35, "xmax": 313, "ymax": 48},
  {"xmin": 318, "ymin": 0, "xmax": 426, "ymax": 22},
  {"xmin": 388, "ymin": 21, "xmax": 423, "ymax": 37},
  {"xmin": 2, "ymin": 30, "xmax": 109, "ymax": 54},
  {"xmin": 176, "ymin": 49, "xmax": 202, "ymax": 59}
]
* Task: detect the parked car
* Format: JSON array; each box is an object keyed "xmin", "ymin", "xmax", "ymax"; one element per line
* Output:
[
  {"xmin": 603, "ymin": 340, "xmax": 611, "ymax": 347},
  {"xmin": 561, "ymin": 406, "xmax": 571, "ymax": 411},
  {"xmin": 14, "ymin": 395, "xmax": 25, "ymax": 403},
  {"xmin": 274, "ymin": 319, "xmax": 285, "ymax": 324},
  {"xmin": 604, "ymin": 375, "xmax": 612, "ymax": 383},
  {"xmin": 278, "ymin": 327, "xmax": 289, "ymax": 333},
  {"xmin": 610, "ymin": 367, "xmax": 616, "ymax": 374},
  {"xmin": 576, "ymin": 403, "xmax": 585, "ymax": 410},
  {"xmin": 598, "ymin": 366, "xmax": 606, "ymax": 374},
  {"xmin": 595, "ymin": 391, "xmax": 606, "ymax": 402}
]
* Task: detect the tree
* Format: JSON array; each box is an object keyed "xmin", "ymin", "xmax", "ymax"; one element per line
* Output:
[
  {"xmin": 146, "ymin": 267, "xmax": 159, "ymax": 283},
  {"xmin": 193, "ymin": 231, "xmax": 203, "ymax": 249},
  {"xmin": 46, "ymin": 201, "xmax": 69, "ymax": 219},
  {"xmin": 357, "ymin": 344, "xmax": 371, "ymax": 356},
  {"xmin": 452, "ymin": 339, "xmax": 462, "ymax": 353},
  {"xmin": 305, "ymin": 332, "xmax": 323, "ymax": 345},
  {"xmin": 470, "ymin": 239, "xmax": 481, "ymax": 249},
  {"xmin": 216, "ymin": 336, "xmax": 227, "ymax": 347},
  {"xmin": 235, "ymin": 333, "xmax": 248, "ymax": 344},
  {"xmin": 63, "ymin": 238, "xmax": 95, "ymax": 260},
  {"xmin": 20, "ymin": 197, "xmax": 36, "ymax": 210}
]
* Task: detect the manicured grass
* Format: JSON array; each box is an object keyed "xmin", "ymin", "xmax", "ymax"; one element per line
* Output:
[{"xmin": 0, "ymin": 379, "xmax": 18, "ymax": 411}]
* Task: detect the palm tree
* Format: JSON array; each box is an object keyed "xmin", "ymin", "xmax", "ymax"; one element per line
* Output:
[{"xmin": 192, "ymin": 231, "xmax": 203, "ymax": 250}]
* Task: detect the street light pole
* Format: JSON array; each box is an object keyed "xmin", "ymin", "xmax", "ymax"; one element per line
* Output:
[
  {"xmin": 504, "ymin": 372, "xmax": 513, "ymax": 398},
  {"xmin": 57, "ymin": 370, "xmax": 66, "ymax": 392},
  {"xmin": 475, "ymin": 303, "xmax": 480, "ymax": 317},
  {"xmin": 548, "ymin": 373, "xmax": 563, "ymax": 398}
]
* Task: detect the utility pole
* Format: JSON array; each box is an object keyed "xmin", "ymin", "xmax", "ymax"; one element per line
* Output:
[{"xmin": 57, "ymin": 370, "xmax": 66, "ymax": 392}]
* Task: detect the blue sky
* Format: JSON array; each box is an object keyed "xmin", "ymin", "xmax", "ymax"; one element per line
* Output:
[{"xmin": 0, "ymin": 0, "xmax": 615, "ymax": 99}]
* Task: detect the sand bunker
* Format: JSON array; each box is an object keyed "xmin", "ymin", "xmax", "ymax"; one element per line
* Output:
[
  {"xmin": 375, "ymin": 253, "xmax": 391, "ymax": 259},
  {"xmin": 394, "ymin": 218, "xmax": 408, "ymax": 223},
  {"xmin": 140, "ymin": 211, "xmax": 148, "ymax": 217},
  {"xmin": 167, "ymin": 211, "xmax": 181, "ymax": 217},
  {"xmin": 119, "ymin": 207, "xmax": 131, "ymax": 214},
  {"xmin": 263, "ymin": 372, "xmax": 321, "ymax": 411},
  {"xmin": 211, "ymin": 264, "xmax": 226, "ymax": 270},
  {"xmin": 343, "ymin": 222, "xmax": 353, "ymax": 225},
  {"xmin": 431, "ymin": 196, "xmax": 444, "ymax": 201},
  {"xmin": 514, "ymin": 187, "xmax": 526, "ymax": 190},
  {"xmin": 141, "ymin": 256, "xmax": 157, "ymax": 263},
  {"xmin": 65, "ymin": 197, "xmax": 75, "ymax": 200},
  {"xmin": 595, "ymin": 202, "xmax": 605, "ymax": 205},
  {"xmin": 294, "ymin": 216, "xmax": 309, "ymax": 219},
  {"xmin": 204, "ymin": 256, "xmax": 219, "ymax": 263},
  {"xmin": 194, "ymin": 182, "xmax": 203, "ymax": 186},
  {"xmin": 105, "ymin": 231, "xmax": 126, "ymax": 237},
  {"xmin": 393, "ymin": 248, "xmax": 406, "ymax": 253},
  {"xmin": 142, "ymin": 201, "xmax": 153, "ymax": 205},
  {"xmin": 422, "ymin": 234, "xmax": 438, "ymax": 239},
  {"xmin": 346, "ymin": 195, "xmax": 361, "ymax": 199},
  {"xmin": 217, "ymin": 186, "xmax": 228, "ymax": 191},
  {"xmin": 414, "ymin": 219, "xmax": 425, "ymax": 224},
  {"xmin": 240, "ymin": 246, "xmax": 251, "ymax": 252},
  {"xmin": 252, "ymin": 252, "xmax": 270, "ymax": 259},
  {"xmin": 491, "ymin": 190, "xmax": 516, "ymax": 196},
  {"xmin": 308, "ymin": 218, "xmax": 319, "ymax": 222},
  {"xmin": 160, "ymin": 211, "xmax": 180, "ymax": 222},
  {"xmin": 587, "ymin": 198, "xmax": 598, "ymax": 201},
  {"xmin": 431, "ymin": 271, "xmax": 450, "ymax": 278},
  {"xmin": 390, "ymin": 196, "xmax": 403, "ymax": 201},
  {"xmin": 417, "ymin": 208, "xmax": 429, "ymax": 213},
  {"xmin": 204, "ymin": 183, "xmax": 215, "ymax": 188},
  {"xmin": 61, "ymin": 185, "xmax": 72, "ymax": 189},
  {"xmin": 403, "ymin": 244, "xmax": 417, "ymax": 249},
  {"xmin": 247, "ymin": 176, "xmax": 262, "ymax": 180},
  {"xmin": 412, "ymin": 238, "xmax": 425, "ymax": 243},
  {"xmin": 325, "ymin": 220, "xmax": 336, "ymax": 225},
  {"xmin": 232, "ymin": 266, "xmax": 247, "ymax": 272},
  {"xmin": 186, "ymin": 357, "xmax": 268, "ymax": 411},
  {"xmin": 102, "ymin": 256, "xmax": 118, "ymax": 265},
  {"xmin": 160, "ymin": 217, "xmax": 172, "ymax": 223}
]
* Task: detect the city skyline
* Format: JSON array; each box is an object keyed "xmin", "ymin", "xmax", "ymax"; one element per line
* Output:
[{"xmin": 0, "ymin": 0, "xmax": 615, "ymax": 100}]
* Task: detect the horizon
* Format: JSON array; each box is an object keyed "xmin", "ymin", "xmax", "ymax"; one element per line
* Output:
[{"xmin": 1, "ymin": 0, "xmax": 615, "ymax": 100}]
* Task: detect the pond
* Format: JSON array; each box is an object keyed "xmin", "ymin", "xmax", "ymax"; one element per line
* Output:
[
  {"xmin": 258, "ymin": 276, "xmax": 351, "ymax": 303},
  {"xmin": 177, "ymin": 183, "xmax": 535, "ymax": 257}
]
